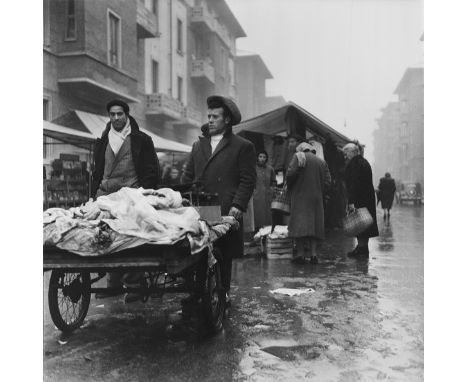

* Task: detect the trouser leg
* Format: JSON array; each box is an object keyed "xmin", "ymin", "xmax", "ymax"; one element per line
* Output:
[
  {"xmin": 294, "ymin": 237, "xmax": 306, "ymax": 258},
  {"xmin": 357, "ymin": 236, "xmax": 369, "ymax": 250}
]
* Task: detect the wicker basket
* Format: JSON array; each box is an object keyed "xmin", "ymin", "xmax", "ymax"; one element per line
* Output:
[
  {"xmin": 271, "ymin": 185, "xmax": 291, "ymax": 215},
  {"xmin": 342, "ymin": 207, "xmax": 373, "ymax": 237}
]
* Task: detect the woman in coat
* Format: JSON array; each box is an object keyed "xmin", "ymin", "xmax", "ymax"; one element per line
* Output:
[
  {"xmin": 253, "ymin": 150, "xmax": 276, "ymax": 230},
  {"xmin": 378, "ymin": 172, "xmax": 396, "ymax": 219},
  {"xmin": 286, "ymin": 142, "xmax": 331, "ymax": 264},
  {"xmin": 343, "ymin": 143, "xmax": 379, "ymax": 257}
]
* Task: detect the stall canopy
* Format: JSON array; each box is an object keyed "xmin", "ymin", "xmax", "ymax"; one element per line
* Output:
[
  {"xmin": 43, "ymin": 120, "xmax": 95, "ymax": 150},
  {"xmin": 233, "ymin": 102, "xmax": 351, "ymax": 146},
  {"xmin": 49, "ymin": 110, "xmax": 191, "ymax": 153}
]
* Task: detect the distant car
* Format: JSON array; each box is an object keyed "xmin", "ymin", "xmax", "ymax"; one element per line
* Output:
[{"xmin": 397, "ymin": 182, "xmax": 423, "ymax": 205}]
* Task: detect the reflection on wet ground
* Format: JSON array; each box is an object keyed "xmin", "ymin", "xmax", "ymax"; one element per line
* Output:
[{"xmin": 43, "ymin": 205, "xmax": 423, "ymax": 382}]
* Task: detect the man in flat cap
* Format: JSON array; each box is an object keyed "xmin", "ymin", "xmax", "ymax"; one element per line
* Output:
[
  {"xmin": 182, "ymin": 95, "xmax": 256, "ymax": 307},
  {"xmin": 92, "ymin": 99, "xmax": 161, "ymax": 299}
]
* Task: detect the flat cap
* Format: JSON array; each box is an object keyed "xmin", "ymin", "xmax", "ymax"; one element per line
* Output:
[{"xmin": 207, "ymin": 95, "xmax": 242, "ymax": 125}]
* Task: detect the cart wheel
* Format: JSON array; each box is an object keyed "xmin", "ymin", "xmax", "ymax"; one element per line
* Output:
[
  {"xmin": 48, "ymin": 270, "xmax": 91, "ymax": 333},
  {"xmin": 202, "ymin": 261, "xmax": 226, "ymax": 334}
]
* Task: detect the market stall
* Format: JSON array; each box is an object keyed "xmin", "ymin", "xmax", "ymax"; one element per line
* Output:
[
  {"xmin": 233, "ymin": 102, "xmax": 352, "ymax": 230},
  {"xmin": 43, "ymin": 115, "xmax": 192, "ymax": 210}
]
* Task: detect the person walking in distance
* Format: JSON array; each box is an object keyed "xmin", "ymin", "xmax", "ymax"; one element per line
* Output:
[{"xmin": 378, "ymin": 172, "xmax": 396, "ymax": 220}]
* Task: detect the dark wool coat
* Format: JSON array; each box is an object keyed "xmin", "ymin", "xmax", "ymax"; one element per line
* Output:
[
  {"xmin": 253, "ymin": 164, "xmax": 276, "ymax": 228},
  {"xmin": 344, "ymin": 155, "xmax": 379, "ymax": 238},
  {"xmin": 91, "ymin": 116, "xmax": 160, "ymax": 198},
  {"xmin": 181, "ymin": 126, "xmax": 256, "ymax": 261},
  {"xmin": 286, "ymin": 152, "xmax": 331, "ymax": 240},
  {"xmin": 378, "ymin": 177, "xmax": 396, "ymax": 209},
  {"xmin": 181, "ymin": 126, "xmax": 257, "ymax": 215}
]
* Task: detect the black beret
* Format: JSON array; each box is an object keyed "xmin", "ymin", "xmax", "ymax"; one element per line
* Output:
[{"xmin": 106, "ymin": 99, "xmax": 130, "ymax": 114}]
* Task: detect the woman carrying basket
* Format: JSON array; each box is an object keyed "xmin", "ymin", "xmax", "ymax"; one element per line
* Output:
[{"xmin": 343, "ymin": 143, "xmax": 379, "ymax": 258}]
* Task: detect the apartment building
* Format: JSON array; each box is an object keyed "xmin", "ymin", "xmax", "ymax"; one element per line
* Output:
[
  {"xmin": 44, "ymin": 0, "xmax": 264, "ymax": 155},
  {"xmin": 235, "ymin": 54, "xmax": 286, "ymax": 120},
  {"xmin": 43, "ymin": 0, "xmax": 142, "ymax": 166},
  {"xmin": 373, "ymin": 102, "xmax": 401, "ymax": 182},
  {"xmin": 373, "ymin": 67, "xmax": 424, "ymax": 187}
]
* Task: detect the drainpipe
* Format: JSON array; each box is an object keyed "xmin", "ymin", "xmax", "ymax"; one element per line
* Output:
[{"xmin": 169, "ymin": 0, "xmax": 173, "ymax": 97}]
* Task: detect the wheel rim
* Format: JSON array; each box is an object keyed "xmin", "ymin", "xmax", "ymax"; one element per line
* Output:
[
  {"xmin": 55, "ymin": 273, "xmax": 87, "ymax": 327},
  {"xmin": 208, "ymin": 267, "xmax": 224, "ymax": 324}
]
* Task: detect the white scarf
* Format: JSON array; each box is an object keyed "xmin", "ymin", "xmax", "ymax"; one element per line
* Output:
[
  {"xmin": 108, "ymin": 119, "xmax": 131, "ymax": 154},
  {"xmin": 210, "ymin": 134, "xmax": 223, "ymax": 154}
]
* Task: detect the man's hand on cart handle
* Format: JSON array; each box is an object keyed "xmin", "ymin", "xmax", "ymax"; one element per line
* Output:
[{"xmin": 228, "ymin": 206, "xmax": 243, "ymax": 221}]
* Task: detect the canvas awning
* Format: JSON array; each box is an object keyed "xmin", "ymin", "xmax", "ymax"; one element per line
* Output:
[
  {"xmin": 233, "ymin": 102, "xmax": 351, "ymax": 146},
  {"xmin": 43, "ymin": 120, "xmax": 95, "ymax": 149},
  {"xmin": 51, "ymin": 110, "xmax": 191, "ymax": 153}
]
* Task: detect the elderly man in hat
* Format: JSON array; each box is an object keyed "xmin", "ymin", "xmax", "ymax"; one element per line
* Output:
[
  {"xmin": 92, "ymin": 99, "xmax": 161, "ymax": 300},
  {"xmin": 182, "ymin": 95, "xmax": 256, "ymax": 308}
]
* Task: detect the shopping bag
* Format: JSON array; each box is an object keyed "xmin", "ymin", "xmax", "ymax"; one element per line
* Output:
[
  {"xmin": 271, "ymin": 185, "xmax": 291, "ymax": 215},
  {"xmin": 342, "ymin": 207, "xmax": 373, "ymax": 237}
]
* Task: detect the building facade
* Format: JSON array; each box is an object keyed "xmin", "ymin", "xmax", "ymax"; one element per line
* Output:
[
  {"xmin": 44, "ymin": 0, "xmax": 252, "ymax": 160},
  {"xmin": 373, "ymin": 68, "xmax": 424, "ymax": 187},
  {"xmin": 235, "ymin": 54, "xmax": 286, "ymax": 120}
]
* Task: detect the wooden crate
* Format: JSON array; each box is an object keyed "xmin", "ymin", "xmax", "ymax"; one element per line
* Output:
[{"xmin": 262, "ymin": 237, "xmax": 293, "ymax": 259}]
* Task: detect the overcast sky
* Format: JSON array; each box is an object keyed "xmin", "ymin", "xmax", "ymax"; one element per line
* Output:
[{"xmin": 226, "ymin": 0, "xmax": 424, "ymax": 164}]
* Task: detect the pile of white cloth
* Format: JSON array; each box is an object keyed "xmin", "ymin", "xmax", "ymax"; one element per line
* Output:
[
  {"xmin": 43, "ymin": 187, "xmax": 211, "ymax": 256},
  {"xmin": 253, "ymin": 225, "xmax": 289, "ymax": 242}
]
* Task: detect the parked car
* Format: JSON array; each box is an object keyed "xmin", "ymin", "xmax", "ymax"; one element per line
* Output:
[{"xmin": 397, "ymin": 182, "xmax": 423, "ymax": 205}]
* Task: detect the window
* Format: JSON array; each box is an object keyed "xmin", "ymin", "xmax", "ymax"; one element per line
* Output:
[
  {"xmin": 220, "ymin": 47, "xmax": 226, "ymax": 77},
  {"xmin": 177, "ymin": 18, "xmax": 183, "ymax": 53},
  {"xmin": 177, "ymin": 76, "xmax": 183, "ymax": 102},
  {"xmin": 43, "ymin": 98, "xmax": 50, "ymax": 121},
  {"xmin": 152, "ymin": 60, "xmax": 159, "ymax": 93},
  {"xmin": 65, "ymin": 0, "xmax": 77, "ymax": 40},
  {"xmin": 108, "ymin": 11, "xmax": 121, "ymax": 67},
  {"xmin": 152, "ymin": 0, "xmax": 158, "ymax": 15},
  {"xmin": 43, "ymin": 0, "xmax": 50, "ymax": 46}
]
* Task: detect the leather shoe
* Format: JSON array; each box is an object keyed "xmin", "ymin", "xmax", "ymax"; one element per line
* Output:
[{"xmin": 309, "ymin": 256, "xmax": 319, "ymax": 264}]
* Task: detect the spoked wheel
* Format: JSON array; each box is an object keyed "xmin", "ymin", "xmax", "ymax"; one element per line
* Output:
[
  {"xmin": 48, "ymin": 270, "xmax": 91, "ymax": 333},
  {"xmin": 202, "ymin": 259, "xmax": 226, "ymax": 334}
]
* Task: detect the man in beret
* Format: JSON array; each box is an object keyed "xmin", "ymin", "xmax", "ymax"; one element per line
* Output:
[
  {"xmin": 182, "ymin": 95, "xmax": 256, "ymax": 307},
  {"xmin": 92, "ymin": 99, "xmax": 161, "ymax": 300}
]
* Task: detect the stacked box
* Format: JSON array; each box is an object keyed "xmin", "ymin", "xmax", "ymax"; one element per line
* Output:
[{"xmin": 262, "ymin": 237, "xmax": 293, "ymax": 259}]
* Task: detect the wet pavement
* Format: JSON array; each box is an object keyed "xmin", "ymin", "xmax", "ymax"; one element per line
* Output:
[{"xmin": 43, "ymin": 205, "xmax": 423, "ymax": 381}]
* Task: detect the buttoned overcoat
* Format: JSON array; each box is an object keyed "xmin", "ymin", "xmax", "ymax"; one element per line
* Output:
[{"xmin": 344, "ymin": 155, "xmax": 379, "ymax": 238}]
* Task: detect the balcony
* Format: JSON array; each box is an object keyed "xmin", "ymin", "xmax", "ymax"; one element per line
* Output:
[
  {"xmin": 145, "ymin": 93, "xmax": 185, "ymax": 121},
  {"xmin": 191, "ymin": 6, "xmax": 214, "ymax": 34},
  {"xmin": 184, "ymin": 105, "xmax": 203, "ymax": 126},
  {"xmin": 56, "ymin": 54, "xmax": 138, "ymax": 104},
  {"xmin": 191, "ymin": 59, "xmax": 215, "ymax": 85},
  {"xmin": 137, "ymin": 2, "xmax": 159, "ymax": 39},
  {"xmin": 173, "ymin": 105, "xmax": 204, "ymax": 132}
]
